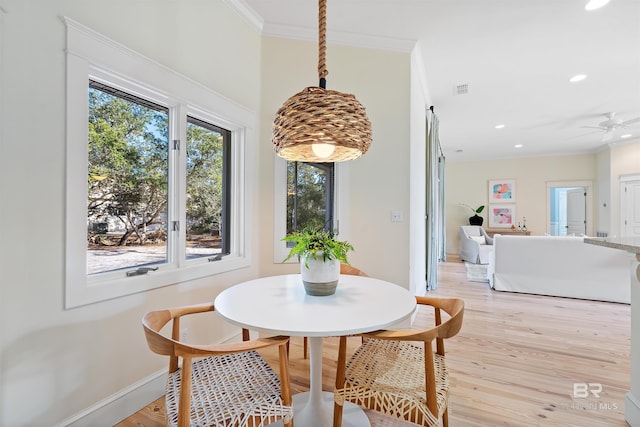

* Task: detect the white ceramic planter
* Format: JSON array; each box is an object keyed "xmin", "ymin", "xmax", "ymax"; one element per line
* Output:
[{"xmin": 300, "ymin": 254, "xmax": 340, "ymax": 296}]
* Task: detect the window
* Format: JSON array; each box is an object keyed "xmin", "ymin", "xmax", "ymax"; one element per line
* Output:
[
  {"xmin": 86, "ymin": 84, "xmax": 234, "ymax": 276},
  {"xmin": 185, "ymin": 117, "xmax": 231, "ymax": 258},
  {"xmin": 87, "ymin": 82, "xmax": 171, "ymax": 275},
  {"xmin": 274, "ymin": 158, "xmax": 338, "ymax": 262},
  {"xmin": 65, "ymin": 18, "xmax": 251, "ymax": 308},
  {"xmin": 286, "ymin": 161, "xmax": 334, "ymax": 235}
]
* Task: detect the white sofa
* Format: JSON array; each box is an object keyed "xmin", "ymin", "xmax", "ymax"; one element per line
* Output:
[{"xmin": 488, "ymin": 235, "xmax": 631, "ymax": 304}]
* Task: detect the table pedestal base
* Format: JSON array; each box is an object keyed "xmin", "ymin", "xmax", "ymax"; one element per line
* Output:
[
  {"xmin": 293, "ymin": 391, "xmax": 370, "ymax": 427},
  {"xmin": 269, "ymin": 391, "xmax": 370, "ymax": 427}
]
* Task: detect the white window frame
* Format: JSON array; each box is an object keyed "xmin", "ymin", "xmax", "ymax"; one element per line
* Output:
[{"xmin": 65, "ymin": 17, "xmax": 252, "ymax": 308}]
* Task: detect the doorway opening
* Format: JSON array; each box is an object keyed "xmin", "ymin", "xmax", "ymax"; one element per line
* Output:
[{"xmin": 546, "ymin": 181, "xmax": 592, "ymax": 236}]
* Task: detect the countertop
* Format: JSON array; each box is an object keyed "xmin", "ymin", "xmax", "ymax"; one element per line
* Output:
[{"xmin": 584, "ymin": 236, "xmax": 640, "ymax": 254}]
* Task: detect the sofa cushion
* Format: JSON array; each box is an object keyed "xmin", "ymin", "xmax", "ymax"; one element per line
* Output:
[{"xmin": 470, "ymin": 236, "xmax": 486, "ymax": 245}]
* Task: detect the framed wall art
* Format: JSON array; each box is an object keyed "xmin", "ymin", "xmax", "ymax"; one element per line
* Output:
[
  {"xmin": 489, "ymin": 179, "xmax": 516, "ymax": 202},
  {"xmin": 488, "ymin": 204, "xmax": 516, "ymax": 228}
]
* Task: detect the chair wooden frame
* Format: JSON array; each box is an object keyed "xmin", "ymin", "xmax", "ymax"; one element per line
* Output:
[
  {"xmin": 333, "ymin": 296, "xmax": 464, "ymax": 427},
  {"xmin": 143, "ymin": 302, "xmax": 294, "ymax": 427}
]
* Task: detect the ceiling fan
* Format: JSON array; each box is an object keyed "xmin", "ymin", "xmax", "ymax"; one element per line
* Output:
[{"xmin": 581, "ymin": 112, "xmax": 640, "ymax": 142}]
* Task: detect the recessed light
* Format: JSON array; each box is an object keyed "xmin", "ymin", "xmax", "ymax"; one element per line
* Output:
[
  {"xmin": 585, "ymin": 0, "xmax": 610, "ymax": 11},
  {"xmin": 569, "ymin": 74, "xmax": 587, "ymax": 83},
  {"xmin": 495, "ymin": 124, "xmax": 505, "ymax": 129},
  {"xmin": 514, "ymin": 144, "xmax": 523, "ymax": 148},
  {"xmin": 621, "ymin": 134, "xmax": 632, "ymax": 139}
]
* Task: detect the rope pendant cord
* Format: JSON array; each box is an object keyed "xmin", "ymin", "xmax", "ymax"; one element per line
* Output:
[
  {"xmin": 318, "ymin": 0, "xmax": 328, "ymax": 88},
  {"xmin": 272, "ymin": 0, "xmax": 372, "ymax": 162}
]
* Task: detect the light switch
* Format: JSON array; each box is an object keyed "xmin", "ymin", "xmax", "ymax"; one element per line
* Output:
[{"xmin": 391, "ymin": 210, "xmax": 403, "ymax": 222}]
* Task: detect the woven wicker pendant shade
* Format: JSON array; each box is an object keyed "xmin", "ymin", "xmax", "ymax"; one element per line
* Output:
[{"xmin": 272, "ymin": 0, "xmax": 372, "ymax": 162}]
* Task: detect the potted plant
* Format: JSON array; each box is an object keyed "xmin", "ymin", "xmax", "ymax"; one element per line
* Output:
[
  {"xmin": 282, "ymin": 228, "xmax": 354, "ymax": 296},
  {"xmin": 462, "ymin": 204, "xmax": 485, "ymax": 226}
]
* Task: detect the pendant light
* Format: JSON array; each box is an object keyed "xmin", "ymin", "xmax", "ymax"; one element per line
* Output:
[{"xmin": 272, "ymin": 0, "xmax": 372, "ymax": 162}]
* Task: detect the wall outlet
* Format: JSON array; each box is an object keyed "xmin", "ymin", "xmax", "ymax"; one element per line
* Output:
[
  {"xmin": 180, "ymin": 328, "xmax": 188, "ymax": 342},
  {"xmin": 391, "ymin": 210, "xmax": 403, "ymax": 222}
]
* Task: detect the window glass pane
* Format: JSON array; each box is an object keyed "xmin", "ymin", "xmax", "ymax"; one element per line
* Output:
[
  {"xmin": 286, "ymin": 162, "xmax": 334, "ymax": 236},
  {"xmin": 87, "ymin": 82, "xmax": 169, "ymax": 275},
  {"xmin": 185, "ymin": 117, "xmax": 230, "ymax": 259}
]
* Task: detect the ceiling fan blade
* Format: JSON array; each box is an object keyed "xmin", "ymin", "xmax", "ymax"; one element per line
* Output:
[
  {"xmin": 621, "ymin": 117, "xmax": 640, "ymax": 127},
  {"xmin": 580, "ymin": 125, "xmax": 606, "ymax": 130},
  {"xmin": 565, "ymin": 130, "xmax": 602, "ymax": 140}
]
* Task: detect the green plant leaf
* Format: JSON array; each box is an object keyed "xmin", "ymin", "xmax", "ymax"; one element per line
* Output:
[
  {"xmin": 461, "ymin": 203, "xmax": 485, "ymax": 214},
  {"xmin": 282, "ymin": 227, "xmax": 354, "ymax": 266}
]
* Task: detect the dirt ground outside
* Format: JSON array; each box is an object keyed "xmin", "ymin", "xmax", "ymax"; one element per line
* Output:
[{"xmin": 87, "ymin": 235, "xmax": 222, "ymax": 275}]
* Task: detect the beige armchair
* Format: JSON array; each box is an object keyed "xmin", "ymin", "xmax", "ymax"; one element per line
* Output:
[{"xmin": 459, "ymin": 225, "xmax": 493, "ymax": 264}]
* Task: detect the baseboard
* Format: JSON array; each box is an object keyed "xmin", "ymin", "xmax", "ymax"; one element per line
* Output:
[
  {"xmin": 55, "ymin": 332, "xmax": 242, "ymax": 427},
  {"xmin": 54, "ymin": 369, "xmax": 166, "ymax": 427},
  {"xmin": 626, "ymin": 391, "xmax": 640, "ymax": 427}
]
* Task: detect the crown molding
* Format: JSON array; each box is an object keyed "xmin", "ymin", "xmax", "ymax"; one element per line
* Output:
[
  {"xmin": 263, "ymin": 22, "xmax": 416, "ymax": 53},
  {"xmin": 222, "ymin": 0, "xmax": 263, "ymax": 33},
  {"xmin": 224, "ymin": 0, "xmax": 415, "ymax": 53}
]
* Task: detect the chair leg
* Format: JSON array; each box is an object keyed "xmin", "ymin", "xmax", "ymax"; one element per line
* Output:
[
  {"xmin": 333, "ymin": 402, "xmax": 344, "ymax": 427},
  {"xmin": 333, "ymin": 336, "xmax": 348, "ymax": 427},
  {"xmin": 278, "ymin": 343, "xmax": 294, "ymax": 427},
  {"xmin": 303, "ymin": 336, "xmax": 308, "ymax": 359},
  {"xmin": 443, "ymin": 407, "xmax": 449, "ymax": 427}
]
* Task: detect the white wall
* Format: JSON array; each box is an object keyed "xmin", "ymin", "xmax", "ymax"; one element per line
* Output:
[
  {"xmin": 595, "ymin": 148, "xmax": 612, "ymax": 234},
  {"xmin": 0, "ymin": 1, "xmax": 263, "ymax": 425},
  {"xmin": 408, "ymin": 48, "xmax": 429, "ymax": 295},
  {"xmin": 258, "ymin": 37, "xmax": 414, "ymax": 288},
  {"xmin": 445, "ymin": 153, "xmax": 597, "ymax": 255}
]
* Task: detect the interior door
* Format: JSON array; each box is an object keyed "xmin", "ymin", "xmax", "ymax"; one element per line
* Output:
[
  {"xmin": 566, "ymin": 188, "xmax": 586, "ymax": 236},
  {"xmin": 622, "ymin": 180, "xmax": 640, "ymax": 237}
]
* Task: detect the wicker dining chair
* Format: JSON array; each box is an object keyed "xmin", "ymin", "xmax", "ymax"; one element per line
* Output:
[
  {"xmin": 333, "ymin": 296, "xmax": 464, "ymax": 427},
  {"xmin": 142, "ymin": 302, "xmax": 294, "ymax": 427}
]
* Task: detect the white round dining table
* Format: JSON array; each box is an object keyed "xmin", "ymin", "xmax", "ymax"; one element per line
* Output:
[{"xmin": 214, "ymin": 274, "xmax": 417, "ymax": 427}]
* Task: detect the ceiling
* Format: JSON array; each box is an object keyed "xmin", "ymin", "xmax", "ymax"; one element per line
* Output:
[{"xmin": 236, "ymin": 0, "xmax": 640, "ymax": 162}]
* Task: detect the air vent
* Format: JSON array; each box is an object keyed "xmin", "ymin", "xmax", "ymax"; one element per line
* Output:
[{"xmin": 454, "ymin": 84, "xmax": 469, "ymax": 95}]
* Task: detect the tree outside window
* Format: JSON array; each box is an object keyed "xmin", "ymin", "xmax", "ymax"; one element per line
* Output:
[
  {"xmin": 286, "ymin": 161, "xmax": 334, "ymax": 236},
  {"xmin": 185, "ymin": 117, "xmax": 230, "ymax": 258}
]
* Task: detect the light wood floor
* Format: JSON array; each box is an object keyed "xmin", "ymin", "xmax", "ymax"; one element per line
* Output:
[{"xmin": 118, "ymin": 259, "xmax": 631, "ymax": 426}]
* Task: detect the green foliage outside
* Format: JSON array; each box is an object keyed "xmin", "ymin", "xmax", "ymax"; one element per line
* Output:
[
  {"xmin": 286, "ymin": 162, "xmax": 328, "ymax": 234},
  {"xmin": 88, "ymin": 87, "xmax": 224, "ymax": 247},
  {"xmin": 185, "ymin": 121, "xmax": 224, "ymax": 236}
]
